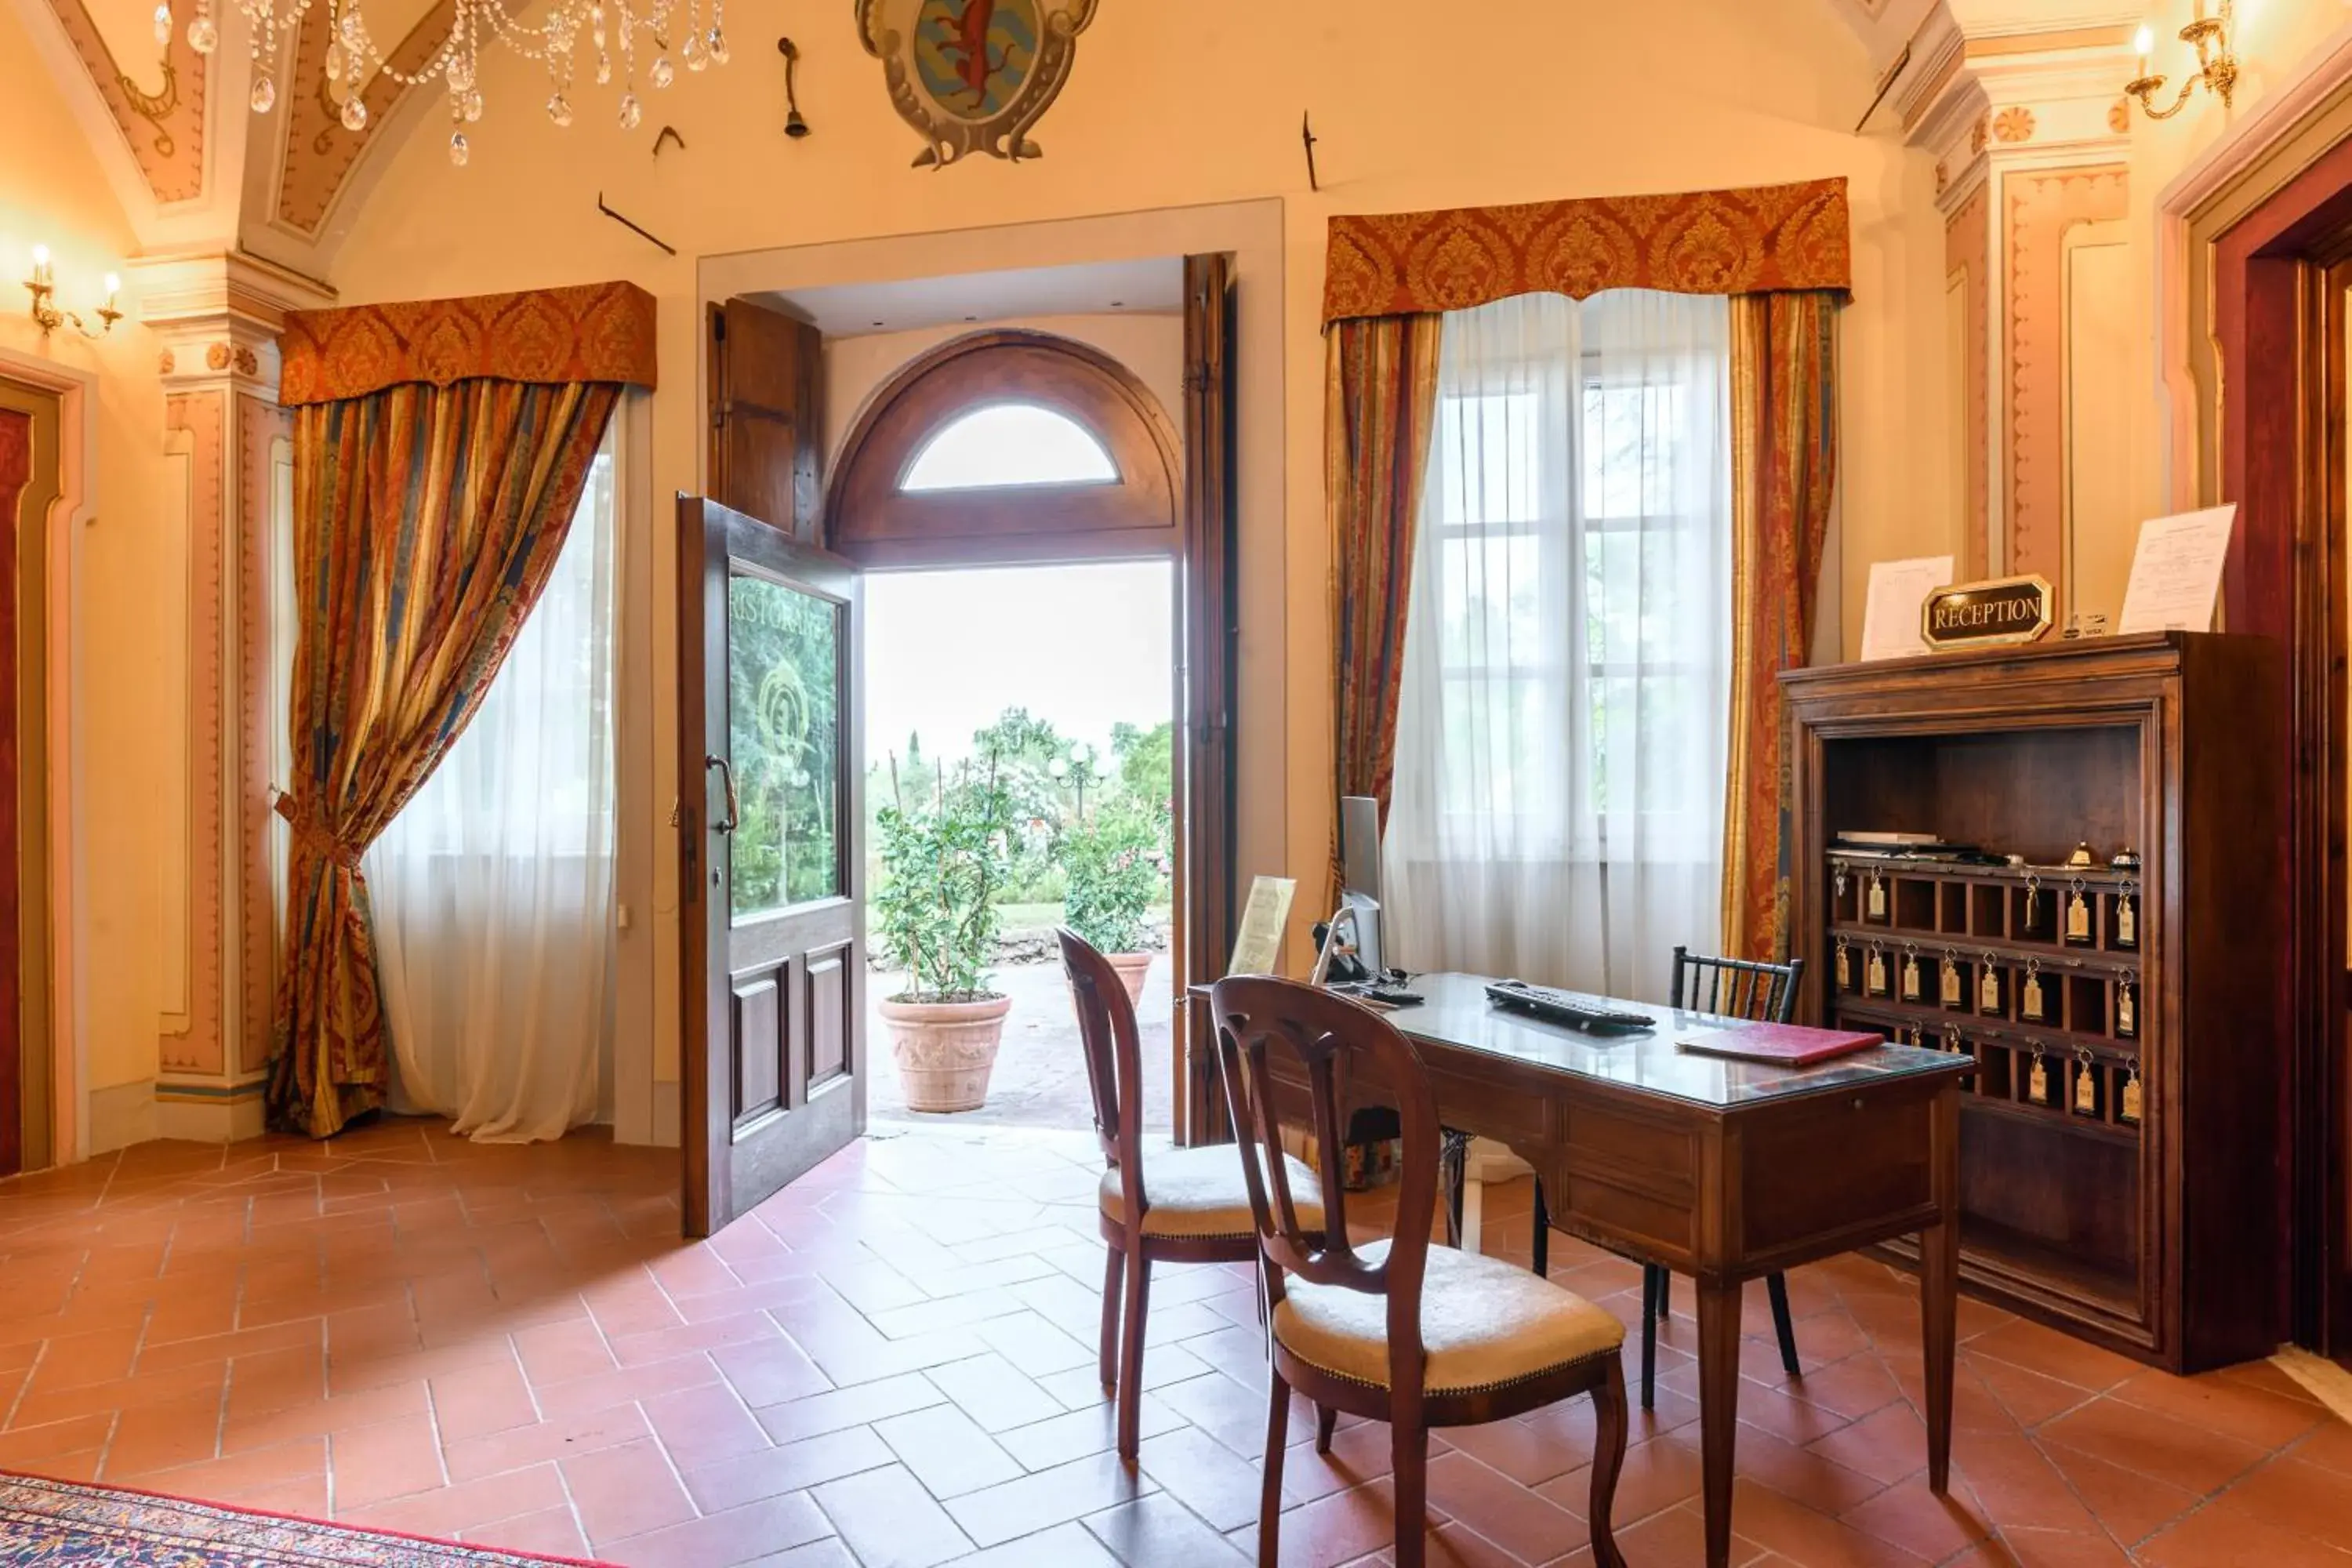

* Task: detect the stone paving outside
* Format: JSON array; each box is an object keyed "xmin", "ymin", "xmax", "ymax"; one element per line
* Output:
[{"xmin": 866, "ymin": 950, "xmax": 1175, "ymax": 1134}]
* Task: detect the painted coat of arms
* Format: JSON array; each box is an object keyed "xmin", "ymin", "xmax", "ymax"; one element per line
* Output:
[{"xmin": 856, "ymin": 0, "xmax": 1099, "ymax": 167}]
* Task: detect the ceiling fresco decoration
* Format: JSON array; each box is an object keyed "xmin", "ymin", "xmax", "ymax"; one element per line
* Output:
[
  {"xmin": 45, "ymin": 0, "xmax": 209, "ymax": 204},
  {"xmin": 274, "ymin": 0, "xmax": 452, "ymax": 234}
]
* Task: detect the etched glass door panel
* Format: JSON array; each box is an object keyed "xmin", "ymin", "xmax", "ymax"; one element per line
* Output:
[{"xmin": 728, "ymin": 573, "xmax": 844, "ymax": 921}]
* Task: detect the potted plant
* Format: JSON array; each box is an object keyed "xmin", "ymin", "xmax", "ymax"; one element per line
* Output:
[
  {"xmin": 873, "ymin": 756, "xmax": 1016, "ymax": 1113},
  {"xmin": 1062, "ymin": 803, "xmax": 1165, "ymax": 1006}
]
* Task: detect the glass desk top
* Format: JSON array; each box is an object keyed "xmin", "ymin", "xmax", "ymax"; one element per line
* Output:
[{"xmin": 1355, "ymin": 973, "xmax": 1969, "ymax": 1111}]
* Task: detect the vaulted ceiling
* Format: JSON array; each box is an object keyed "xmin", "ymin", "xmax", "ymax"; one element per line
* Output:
[
  {"xmin": 15, "ymin": 0, "xmax": 2139, "ymax": 288},
  {"xmin": 13, "ymin": 0, "xmax": 456, "ymax": 281}
]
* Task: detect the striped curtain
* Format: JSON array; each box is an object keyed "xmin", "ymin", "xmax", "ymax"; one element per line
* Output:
[
  {"xmin": 267, "ymin": 378, "xmax": 620, "ymax": 1138},
  {"xmin": 1720, "ymin": 291, "xmax": 1841, "ymax": 962},
  {"xmin": 1326, "ymin": 314, "xmax": 1443, "ymax": 904}
]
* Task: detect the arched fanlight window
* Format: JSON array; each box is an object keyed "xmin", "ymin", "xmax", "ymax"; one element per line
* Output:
[
  {"xmin": 826, "ymin": 330, "xmax": 1181, "ymax": 568},
  {"xmin": 899, "ymin": 402, "xmax": 1120, "ymax": 492}
]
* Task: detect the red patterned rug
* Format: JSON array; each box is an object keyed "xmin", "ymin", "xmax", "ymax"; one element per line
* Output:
[{"xmin": 0, "ymin": 1471, "xmax": 616, "ymax": 1566}]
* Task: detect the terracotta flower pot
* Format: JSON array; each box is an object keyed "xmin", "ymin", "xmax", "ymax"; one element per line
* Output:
[
  {"xmin": 880, "ymin": 993, "xmax": 1014, "ymax": 1114},
  {"xmin": 1104, "ymin": 951, "xmax": 1153, "ymax": 1007}
]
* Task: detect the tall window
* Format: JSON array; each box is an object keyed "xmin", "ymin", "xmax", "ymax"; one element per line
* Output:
[
  {"xmin": 363, "ymin": 426, "xmax": 619, "ymax": 1141},
  {"xmin": 1385, "ymin": 289, "xmax": 1731, "ymax": 1002}
]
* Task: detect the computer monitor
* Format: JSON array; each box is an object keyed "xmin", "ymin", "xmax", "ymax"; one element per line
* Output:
[{"xmin": 1338, "ymin": 794, "xmax": 1386, "ymax": 978}]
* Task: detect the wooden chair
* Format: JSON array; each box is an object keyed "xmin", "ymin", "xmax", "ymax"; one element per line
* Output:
[
  {"xmin": 1210, "ymin": 975, "xmax": 1628, "ymax": 1568},
  {"xmin": 1060, "ymin": 929, "xmax": 1326, "ymax": 1464}
]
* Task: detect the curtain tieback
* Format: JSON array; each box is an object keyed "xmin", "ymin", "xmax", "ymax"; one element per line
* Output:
[{"xmin": 274, "ymin": 793, "xmax": 368, "ymax": 876}]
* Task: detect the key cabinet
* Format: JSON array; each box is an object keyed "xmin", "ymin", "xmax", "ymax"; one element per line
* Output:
[{"xmin": 1781, "ymin": 632, "xmax": 2282, "ymax": 1372}]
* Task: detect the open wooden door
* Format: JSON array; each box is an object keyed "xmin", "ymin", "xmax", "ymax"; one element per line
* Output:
[
  {"xmin": 678, "ymin": 497, "xmax": 866, "ymax": 1236},
  {"xmin": 709, "ymin": 299, "xmax": 823, "ymax": 542},
  {"xmin": 1174, "ymin": 252, "xmax": 1238, "ymax": 1146}
]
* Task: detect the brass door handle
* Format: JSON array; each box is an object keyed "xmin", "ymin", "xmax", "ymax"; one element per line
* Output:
[{"xmin": 706, "ymin": 753, "xmax": 740, "ymax": 833}]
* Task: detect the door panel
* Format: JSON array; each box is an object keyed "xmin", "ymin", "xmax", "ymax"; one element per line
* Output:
[
  {"xmin": 681, "ymin": 495, "xmax": 866, "ymax": 1237},
  {"xmin": 1176, "ymin": 252, "xmax": 1239, "ymax": 1146},
  {"xmin": 808, "ymin": 945, "xmax": 851, "ymax": 1087},
  {"xmin": 708, "ymin": 299, "xmax": 823, "ymax": 542}
]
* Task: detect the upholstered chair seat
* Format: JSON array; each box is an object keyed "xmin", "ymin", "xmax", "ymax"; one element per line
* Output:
[
  {"xmin": 1098, "ymin": 1145, "xmax": 1326, "ymax": 1240},
  {"xmin": 1273, "ymin": 1240, "xmax": 1624, "ymax": 1394}
]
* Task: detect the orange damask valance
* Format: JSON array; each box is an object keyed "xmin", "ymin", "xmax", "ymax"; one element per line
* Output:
[
  {"xmin": 278, "ymin": 281, "xmax": 659, "ymax": 405},
  {"xmin": 1323, "ymin": 177, "xmax": 1851, "ymax": 323}
]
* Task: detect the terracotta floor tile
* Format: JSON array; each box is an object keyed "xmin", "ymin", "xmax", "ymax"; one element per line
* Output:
[
  {"xmin": 2037, "ymin": 1396, "xmax": 2271, "ymax": 1495},
  {"xmin": 1836, "ymin": 1473, "xmax": 1994, "ymax": 1563},
  {"xmin": 561, "ymin": 1432, "xmax": 698, "ymax": 1544},
  {"xmin": 681, "ymin": 1424, "xmax": 895, "ymax": 1515},
  {"xmin": 1422, "ymin": 1447, "xmax": 1584, "ymax": 1563},
  {"xmin": 943, "ymin": 1446, "xmax": 1157, "ymax": 1548},
  {"xmin": 1084, "ymin": 1491, "xmax": 1249, "ymax": 1566},
  {"xmin": 601, "ymin": 1489, "xmax": 836, "ymax": 1568},
  {"xmin": 6, "ymin": 1120, "xmax": 2344, "ymax": 1568},
  {"xmin": 811, "ymin": 1461, "xmax": 976, "ymax": 1568},
  {"xmin": 873, "ymin": 1401, "xmax": 1025, "ymax": 1500},
  {"xmin": 327, "ymin": 1411, "xmax": 446, "ymax": 1510},
  {"xmin": 2135, "ymin": 1492, "xmax": 2352, "ymax": 1566}
]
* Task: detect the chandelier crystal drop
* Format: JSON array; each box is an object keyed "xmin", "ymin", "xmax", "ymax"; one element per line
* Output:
[{"xmin": 156, "ymin": 0, "xmax": 724, "ymax": 162}]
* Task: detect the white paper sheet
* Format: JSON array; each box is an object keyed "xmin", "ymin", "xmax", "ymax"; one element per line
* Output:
[
  {"xmin": 1227, "ymin": 875, "xmax": 1297, "ymax": 976},
  {"xmin": 1860, "ymin": 556, "xmax": 1955, "ymax": 661},
  {"xmin": 2117, "ymin": 505, "xmax": 2236, "ymax": 634}
]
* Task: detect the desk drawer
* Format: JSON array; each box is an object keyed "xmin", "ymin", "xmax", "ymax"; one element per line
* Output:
[{"xmin": 1738, "ymin": 1093, "xmax": 1932, "ymax": 1254}]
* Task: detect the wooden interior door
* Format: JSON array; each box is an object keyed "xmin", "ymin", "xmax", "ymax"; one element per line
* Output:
[
  {"xmin": 1175, "ymin": 252, "xmax": 1237, "ymax": 1146},
  {"xmin": 678, "ymin": 496, "xmax": 866, "ymax": 1236},
  {"xmin": 709, "ymin": 299, "xmax": 823, "ymax": 543}
]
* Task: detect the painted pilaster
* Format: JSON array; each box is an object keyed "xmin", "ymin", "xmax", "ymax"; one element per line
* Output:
[
  {"xmin": 1903, "ymin": 12, "xmax": 2136, "ymax": 621},
  {"xmin": 132, "ymin": 249, "xmax": 326, "ymax": 1142}
]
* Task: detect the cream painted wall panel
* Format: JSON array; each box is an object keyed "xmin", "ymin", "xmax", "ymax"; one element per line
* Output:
[
  {"xmin": 2062, "ymin": 227, "xmax": 2132, "ymax": 626},
  {"xmin": 2, "ymin": 0, "xmax": 180, "ymax": 1111}
]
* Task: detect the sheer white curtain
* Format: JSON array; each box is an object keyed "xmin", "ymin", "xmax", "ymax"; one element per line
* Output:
[
  {"xmin": 366, "ymin": 441, "xmax": 617, "ymax": 1142},
  {"xmin": 1385, "ymin": 289, "xmax": 1731, "ymax": 1004}
]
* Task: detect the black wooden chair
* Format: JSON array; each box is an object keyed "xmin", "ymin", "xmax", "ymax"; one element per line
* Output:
[
  {"xmin": 1060, "ymin": 929, "xmax": 1327, "ymax": 1462},
  {"xmin": 1528, "ymin": 946, "xmax": 1807, "ymax": 1409},
  {"xmin": 1210, "ymin": 975, "xmax": 1628, "ymax": 1568}
]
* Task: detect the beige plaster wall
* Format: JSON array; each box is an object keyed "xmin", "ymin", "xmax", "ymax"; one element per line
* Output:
[
  {"xmin": 315, "ymin": 0, "xmax": 1950, "ymax": 1099},
  {"xmin": 0, "ymin": 0, "xmax": 182, "ymax": 1147},
  {"xmin": 2075, "ymin": 6, "xmax": 2352, "ymax": 624}
]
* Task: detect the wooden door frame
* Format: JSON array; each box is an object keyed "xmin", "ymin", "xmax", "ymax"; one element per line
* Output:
[
  {"xmin": 809, "ymin": 287, "xmax": 1237, "ymax": 1147},
  {"xmin": 0, "ymin": 364, "xmax": 74, "ymax": 1176},
  {"xmin": 2206, "ymin": 130, "xmax": 2352, "ymax": 1357}
]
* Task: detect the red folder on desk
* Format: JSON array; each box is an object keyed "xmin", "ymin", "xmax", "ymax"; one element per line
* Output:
[{"xmin": 1674, "ymin": 1022, "xmax": 1881, "ymax": 1067}]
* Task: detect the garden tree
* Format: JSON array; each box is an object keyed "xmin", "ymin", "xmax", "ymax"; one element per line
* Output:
[{"xmin": 1109, "ymin": 720, "xmax": 1174, "ymax": 818}]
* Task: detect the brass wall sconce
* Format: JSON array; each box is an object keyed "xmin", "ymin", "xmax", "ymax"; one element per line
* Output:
[
  {"xmin": 25, "ymin": 247, "xmax": 122, "ymax": 339},
  {"xmin": 2125, "ymin": 1, "xmax": 2236, "ymax": 121}
]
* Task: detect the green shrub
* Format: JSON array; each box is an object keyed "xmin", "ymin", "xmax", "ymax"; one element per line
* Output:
[
  {"xmin": 1062, "ymin": 805, "xmax": 1165, "ymax": 955},
  {"xmin": 872, "ymin": 756, "xmax": 1014, "ymax": 1002}
]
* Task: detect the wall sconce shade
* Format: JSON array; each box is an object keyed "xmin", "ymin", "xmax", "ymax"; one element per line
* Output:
[
  {"xmin": 24, "ymin": 248, "xmax": 122, "ymax": 339},
  {"xmin": 2125, "ymin": 1, "xmax": 2237, "ymax": 122}
]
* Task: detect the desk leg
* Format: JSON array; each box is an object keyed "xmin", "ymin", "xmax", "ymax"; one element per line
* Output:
[
  {"xmin": 1920, "ymin": 1181, "xmax": 1958, "ymax": 1487},
  {"xmin": 1695, "ymin": 1280, "xmax": 1743, "ymax": 1568}
]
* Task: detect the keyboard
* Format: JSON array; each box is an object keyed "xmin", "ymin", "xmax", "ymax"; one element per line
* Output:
[{"xmin": 1484, "ymin": 979, "xmax": 1656, "ymax": 1032}]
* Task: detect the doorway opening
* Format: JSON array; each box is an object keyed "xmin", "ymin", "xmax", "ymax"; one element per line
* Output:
[
  {"xmin": 687, "ymin": 247, "xmax": 1240, "ymax": 1235},
  {"xmin": 862, "ymin": 559, "xmax": 1176, "ymax": 1133}
]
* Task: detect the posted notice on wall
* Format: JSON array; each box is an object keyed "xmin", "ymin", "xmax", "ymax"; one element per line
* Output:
[
  {"xmin": 2118, "ymin": 505, "xmax": 2237, "ymax": 634},
  {"xmin": 1228, "ymin": 875, "xmax": 1297, "ymax": 977},
  {"xmin": 1859, "ymin": 556, "xmax": 1955, "ymax": 660}
]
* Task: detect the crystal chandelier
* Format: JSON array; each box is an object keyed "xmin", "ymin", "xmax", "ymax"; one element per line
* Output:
[{"xmin": 162, "ymin": 0, "xmax": 728, "ymax": 165}]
